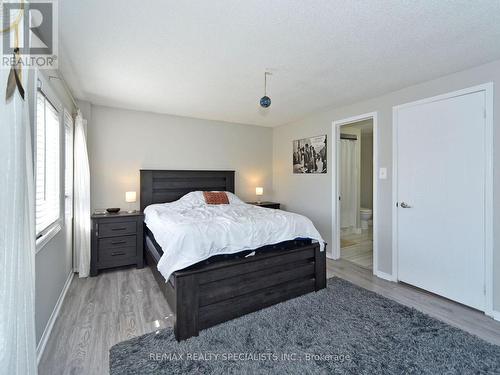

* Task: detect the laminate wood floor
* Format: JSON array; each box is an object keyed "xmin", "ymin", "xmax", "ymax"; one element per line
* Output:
[
  {"xmin": 38, "ymin": 267, "xmax": 173, "ymax": 375},
  {"xmin": 39, "ymin": 261, "xmax": 500, "ymax": 374},
  {"xmin": 327, "ymin": 259, "xmax": 500, "ymax": 346}
]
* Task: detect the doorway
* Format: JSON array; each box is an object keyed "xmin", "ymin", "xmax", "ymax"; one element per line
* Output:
[{"xmin": 332, "ymin": 113, "xmax": 378, "ymax": 274}]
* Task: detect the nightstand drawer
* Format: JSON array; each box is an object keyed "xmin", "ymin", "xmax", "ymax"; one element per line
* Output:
[
  {"xmin": 98, "ymin": 246, "xmax": 137, "ymax": 264},
  {"xmin": 91, "ymin": 211, "xmax": 144, "ymax": 276},
  {"xmin": 99, "ymin": 235, "xmax": 136, "ymax": 249},
  {"xmin": 98, "ymin": 221, "xmax": 136, "ymax": 237}
]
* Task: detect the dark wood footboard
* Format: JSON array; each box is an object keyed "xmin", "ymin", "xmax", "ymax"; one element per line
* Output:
[{"xmin": 146, "ymin": 239, "xmax": 326, "ymax": 341}]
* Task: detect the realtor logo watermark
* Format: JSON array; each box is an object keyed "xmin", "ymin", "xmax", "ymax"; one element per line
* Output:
[{"xmin": 2, "ymin": 0, "xmax": 58, "ymax": 68}]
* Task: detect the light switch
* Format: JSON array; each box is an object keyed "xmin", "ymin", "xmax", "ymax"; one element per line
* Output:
[{"xmin": 379, "ymin": 167, "xmax": 387, "ymax": 180}]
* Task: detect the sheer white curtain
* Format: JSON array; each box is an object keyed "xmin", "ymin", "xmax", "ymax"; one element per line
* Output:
[
  {"xmin": 73, "ymin": 111, "xmax": 91, "ymax": 277},
  {"xmin": 0, "ymin": 69, "xmax": 38, "ymax": 372},
  {"xmin": 340, "ymin": 139, "xmax": 358, "ymax": 230}
]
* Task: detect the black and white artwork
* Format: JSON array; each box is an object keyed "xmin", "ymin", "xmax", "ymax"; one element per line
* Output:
[{"xmin": 293, "ymin": 135, "xmax": 327, "ymax": 174}]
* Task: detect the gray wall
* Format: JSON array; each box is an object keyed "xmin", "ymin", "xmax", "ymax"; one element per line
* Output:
[
  {"xmin": 87, "ymin": 105, "xmax": 273, "ymax": 211},
  {"xmin": 32, "ymin": 71, "xmax": 76, "ymax": 344},
  {"xmin": 272, "ymin": 59, "xmax": 500, "ymax": 311}
]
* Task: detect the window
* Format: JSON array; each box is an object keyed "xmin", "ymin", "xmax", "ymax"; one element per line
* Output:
[{"xmin": 36, "ymin": 89, "xmax": 61, "ymax": 238}]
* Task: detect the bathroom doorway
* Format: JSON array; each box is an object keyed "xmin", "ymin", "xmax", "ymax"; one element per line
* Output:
[{"xmin": 332, "ymin": 113, "xmax": 378, "ymax": 273}]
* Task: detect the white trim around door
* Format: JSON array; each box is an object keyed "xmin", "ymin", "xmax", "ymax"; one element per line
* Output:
[
  {"xmin": 392, "ymin": 83, "xmax": 494, "ymax": 316},
  {"xmin": 331, "ymin": 112, "xmax": 379, "ymax": 276}
]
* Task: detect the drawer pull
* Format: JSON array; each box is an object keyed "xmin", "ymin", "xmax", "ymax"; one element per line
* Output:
[
  {"xmin": 111, "ymin": 251, "xmax": 126, "ymax": 256},
  {"xmin": 111, "ymin": 240, "xmax": 127, "ymax": 245},
  {"xmin": 111, "ymin": 227, "xmax": 127, "ymax": 231}
]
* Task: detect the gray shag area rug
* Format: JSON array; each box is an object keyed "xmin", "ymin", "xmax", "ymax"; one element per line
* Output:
[{"xmin": 110, "ymin": 278, "xmax": 500, "ymax": 374}]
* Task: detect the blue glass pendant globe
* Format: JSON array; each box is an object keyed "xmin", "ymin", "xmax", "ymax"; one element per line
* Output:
[{"xmin": 260, "ymin": 96, "xmax": 271, "ymax": 108}]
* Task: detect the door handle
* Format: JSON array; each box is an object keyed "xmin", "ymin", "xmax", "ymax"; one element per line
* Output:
[{"xmin": 400, "ymin": 202, "xmax": 412, "ymax": 208}]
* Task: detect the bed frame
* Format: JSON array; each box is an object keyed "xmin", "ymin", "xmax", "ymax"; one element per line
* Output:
[{"xmin": 140, "ymin": 170, "xmax": 326, "ymax": 341}]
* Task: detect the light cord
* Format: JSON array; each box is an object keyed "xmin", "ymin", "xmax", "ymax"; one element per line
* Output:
[{"xmin": 264, "ymin": 72, "xmax": 271, "ymax": 96}]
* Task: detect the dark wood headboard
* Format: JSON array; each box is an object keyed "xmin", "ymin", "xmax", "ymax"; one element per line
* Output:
[{"xmin": 140, "ymin": 170, "xmax": 235, "ymax": 211}]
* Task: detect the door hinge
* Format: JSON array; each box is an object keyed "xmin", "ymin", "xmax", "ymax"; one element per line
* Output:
[{"xmin": 484, "ymin": 108, "xmax": 487, "ymax": 119}]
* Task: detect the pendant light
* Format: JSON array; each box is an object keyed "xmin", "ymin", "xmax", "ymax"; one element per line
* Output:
[{"xmin": 259, "ymin": 72, "xmax": 272, "ymax": 108}]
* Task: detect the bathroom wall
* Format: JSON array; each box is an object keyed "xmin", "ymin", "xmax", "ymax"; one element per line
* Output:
[{"xmin": 360, "ymin": 132, "xmax": 373, "ymax": 209}]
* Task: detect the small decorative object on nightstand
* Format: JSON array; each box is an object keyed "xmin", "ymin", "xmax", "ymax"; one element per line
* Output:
[
  {"xmin": 125, "ymin": 191, "xmax": 137, "ymax": 213},
  {"xmin": 247, "ymin": 201, "xmax": 280, "ymax": 209},
  {"xmin": 90, "ymin": 211, "xmax": 144, "ymax": 276},
  {"xmin": 255, "ymin": 187, "xmax": 264, "ymax": 204}
]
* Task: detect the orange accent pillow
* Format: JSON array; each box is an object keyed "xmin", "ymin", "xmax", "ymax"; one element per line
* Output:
[{"xmin": 203, "ymin": 191, "xmax": 229, "ymax": 205}]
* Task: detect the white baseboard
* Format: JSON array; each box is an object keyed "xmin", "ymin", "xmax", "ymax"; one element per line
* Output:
[
  {"xmin": 375, "ymin": 270, "xmax": 396, "ymax": 282},
  {"xmin": 490, "ymin": 310, "xmax": 500, "ymax": 322},
  {"xmin": 37, "ymin": 271, "xmax": 74, "ymax": 364}
]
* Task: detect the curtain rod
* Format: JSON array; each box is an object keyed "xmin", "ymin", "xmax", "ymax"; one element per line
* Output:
[
  {"xmin": 48, "ymin": 74, "xmax": 79, "ymax": 111},
  {"xmin": 340, "ymin": 133, "xmax": 357, "ymax": 140}
]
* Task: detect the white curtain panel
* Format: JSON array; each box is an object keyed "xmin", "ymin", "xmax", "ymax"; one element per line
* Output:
[
  {"xmin": 0, "ymin": 70, "xmax": 38, "ymax": 372},
  {"xmin": 73, "ymin": 111, "xmax": 91, "ymax": 277},
  {"xmin": 340, "ymin": 139, "xmax": 358, "ymax": 230}
]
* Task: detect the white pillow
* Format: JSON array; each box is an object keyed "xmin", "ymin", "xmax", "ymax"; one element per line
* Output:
[
  {"xmin": 225, "ymin": 191, "xmax": 244, "ymax": 205},
  {"xmin": 178, "ymin": 191, "xmax": 244, "ymax": 205},
  {"xmin": 178, "ymin": 191, "xmax": 205, "ymax": 205}
]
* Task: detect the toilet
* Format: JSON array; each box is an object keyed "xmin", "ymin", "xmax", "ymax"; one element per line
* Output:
[{"xmin": 360, "ymin": 208, "xmax": 372, "ymax": 230}]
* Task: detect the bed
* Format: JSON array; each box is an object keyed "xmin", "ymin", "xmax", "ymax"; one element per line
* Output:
[{"xmin": 140, "ymin": 169, "xmax": 326, "ymax": 341}]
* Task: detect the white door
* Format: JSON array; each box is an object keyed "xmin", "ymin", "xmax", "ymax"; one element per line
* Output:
[{"xmin": 395, "ymin": 90, "xmax": 486, "ymax": 310}]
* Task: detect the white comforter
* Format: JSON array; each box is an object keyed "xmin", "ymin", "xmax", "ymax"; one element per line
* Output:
[{"xmin": 144, "ymin": 191, "xmax": 324, "ymax": 281}]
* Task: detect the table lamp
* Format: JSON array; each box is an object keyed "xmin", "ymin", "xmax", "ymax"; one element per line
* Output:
[
  {"xmin": 255, "ymin": 187, "xmax": 263, "ymax": 204},
  {"xmin": 125, "ymin": 191, "xmax": 137, "ymax": 213}
]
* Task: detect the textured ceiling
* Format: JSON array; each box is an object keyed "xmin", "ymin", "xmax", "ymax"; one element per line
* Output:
[{"xmin": 59, "ymin": 0, "xmax": 500, "ymax": 127}]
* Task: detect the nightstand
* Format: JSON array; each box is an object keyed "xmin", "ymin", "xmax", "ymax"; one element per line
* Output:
[
  {"xmin": 246, "ymin": 201, "xmax": 281, "ymax": 209},
  {"xmin": 90, "ymin": 211, "xmax": 144, "ymax": 276}
]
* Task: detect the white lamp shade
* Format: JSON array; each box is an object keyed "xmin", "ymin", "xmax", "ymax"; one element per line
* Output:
[
  {"xmin": 125, "ymin": 191, "xmax": 137, "ymax": 203},
  {"xmin": 255, "ymin": 187, "xmax": 264, "ymax": 196}
]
